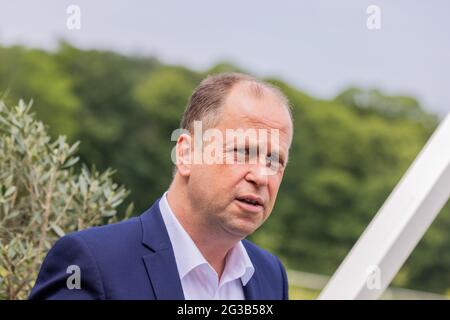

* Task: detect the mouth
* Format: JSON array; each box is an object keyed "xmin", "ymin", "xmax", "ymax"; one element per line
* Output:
[{"xmin": 235, "ymin": 195, "xmax": 264, "ymax": 213}]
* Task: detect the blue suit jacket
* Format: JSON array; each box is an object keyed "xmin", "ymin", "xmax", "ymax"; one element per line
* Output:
[{"xmin": 29, "ymin": 199, "xmax": 289, "ymax": 300}]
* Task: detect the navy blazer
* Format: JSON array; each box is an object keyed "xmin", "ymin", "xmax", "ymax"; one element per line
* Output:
[{"xmin": 29, "ymin": 199, "xmax": 289, "ymax": 300}]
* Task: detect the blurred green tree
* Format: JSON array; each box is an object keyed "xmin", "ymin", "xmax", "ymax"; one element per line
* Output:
[{"xmin": 0, "ymin": 45, "xmax": 80, "ymax": 139}]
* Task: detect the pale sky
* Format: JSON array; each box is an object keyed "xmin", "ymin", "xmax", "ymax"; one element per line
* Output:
[{"xmin": 0, "ymin": 0, "xmax": 449, "ymax": 117}]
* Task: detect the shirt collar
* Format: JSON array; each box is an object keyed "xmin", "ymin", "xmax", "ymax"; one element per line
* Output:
[{"xmin": 159, "ymin": 191, "xmax": 255, "ymax": 286}]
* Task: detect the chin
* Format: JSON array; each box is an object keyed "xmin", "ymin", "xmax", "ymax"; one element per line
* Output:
[{"xmin": 224, "ymin": 220, "xmax": 260, "ymax": 238}]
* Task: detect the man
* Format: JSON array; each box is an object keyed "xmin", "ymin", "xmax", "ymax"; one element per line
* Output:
[{"xmin": 30, "ymin": 72, "xmax": 293, "ymax": 300}]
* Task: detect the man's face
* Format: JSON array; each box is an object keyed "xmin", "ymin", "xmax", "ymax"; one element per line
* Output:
[{"xmin": 186, "ymin": 82, "xmax": 293, "ymax": 239}]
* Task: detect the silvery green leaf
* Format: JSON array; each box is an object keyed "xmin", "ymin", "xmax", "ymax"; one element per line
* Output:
[{"xmin": 50, "ymin": 223, "xmax": 65, "ymax": 238}]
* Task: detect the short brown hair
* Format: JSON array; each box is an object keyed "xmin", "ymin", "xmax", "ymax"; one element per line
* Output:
[{"xmin": 180, "ymin": 72, "xmax": 292, "ymax": 132}]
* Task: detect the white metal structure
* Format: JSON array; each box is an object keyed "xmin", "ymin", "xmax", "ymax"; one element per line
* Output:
[{"xmin": 319, "ymin": 113, "xmax": 450, "ymax": 300}]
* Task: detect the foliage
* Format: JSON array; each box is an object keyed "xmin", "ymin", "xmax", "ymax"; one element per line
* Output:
[{"xmin": 0, "ymin": 100, "xmax": 132, "ymax": 299}]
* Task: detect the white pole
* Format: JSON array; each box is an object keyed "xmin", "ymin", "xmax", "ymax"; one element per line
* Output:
[{"xmin": 319, "ymin": 113, "xmax": 450, "ymax": 300}]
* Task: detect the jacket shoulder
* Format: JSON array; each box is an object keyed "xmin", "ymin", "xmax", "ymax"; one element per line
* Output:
[
  {"xmin": 242, "ymin": 239, "xmax": 289, "ymax": 300},
  {"xmin": 29, "ymin": 214, "xmax": 149, "ymax": 300},
  {"xmin": 242, "ymin": 239, "xmax": 281, "ymax": 266},
  {"xmin": 69, "ymin": 216, "xmax": 142, "ymax": 249}
]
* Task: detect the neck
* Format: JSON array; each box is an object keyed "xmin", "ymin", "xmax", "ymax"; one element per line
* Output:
[{"xmin": 166, "ymin": 175, "xmax": 239, "ymax": 278}]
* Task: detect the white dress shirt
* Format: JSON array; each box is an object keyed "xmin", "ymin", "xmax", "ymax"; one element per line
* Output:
[{"xmin": 159, "ymin": 192, "xmax": 255, "ymax": 300}]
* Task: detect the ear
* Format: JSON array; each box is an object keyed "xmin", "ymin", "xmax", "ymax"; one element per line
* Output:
[{"xmin": 175, "ymin": 133, "xmax": 192, "ymax": 177}]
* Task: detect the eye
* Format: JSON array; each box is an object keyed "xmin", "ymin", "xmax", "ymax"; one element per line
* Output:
[
  {"xmin": 234, "ymin": 147, "xmax": 249, "ymax": 155},
  {"xmin": 265, "ymin": 155, "xmax": 274, "ymax": 168},
  {"xmin": 266, "ymin": 153, "xmax": 284, "ymax": 170},
  {"xmin": 231, "ymin": 146, "xmax": 251, "ymax": 164}
]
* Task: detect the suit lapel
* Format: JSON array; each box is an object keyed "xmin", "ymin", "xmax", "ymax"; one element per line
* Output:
[
  {"xmin": 243, "ymin": 273, "xmax": 261, "ymax": 300},
  {"xmin": 142, "ymin": 250, "xmax": 185, "ymax": 300},
  {"xmin": 242, "ymin": 241, "xmax": 263, "ymax": 300},
  {"xmin": 140, "ymin": 199, "xmax": 185, "ymax": 300}
]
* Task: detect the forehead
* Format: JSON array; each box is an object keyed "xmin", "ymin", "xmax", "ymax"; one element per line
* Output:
[{"xmin": 218, "ymin": 82, "xmax": 293, "ymax": 145}]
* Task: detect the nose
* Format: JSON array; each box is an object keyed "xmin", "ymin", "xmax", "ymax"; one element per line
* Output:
[{"xmin": 244, "ymin": 164, "xmax": 269, "ymax": 187}]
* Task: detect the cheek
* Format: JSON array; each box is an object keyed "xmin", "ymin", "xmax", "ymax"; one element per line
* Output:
[
  {"xmin": 268, "ymin": 176, "xmax": 283, "ymax": 199},
  {"xmin": 221, "ymin": 163, "xmax": 249, "ymax": 180},
  {"xmin": 196, "ymin": 163, "xmax": 245, "ymax": 195},
  {"xmin": 190, "ymin": 164, "xmax": 217, "ymax": 191}
]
